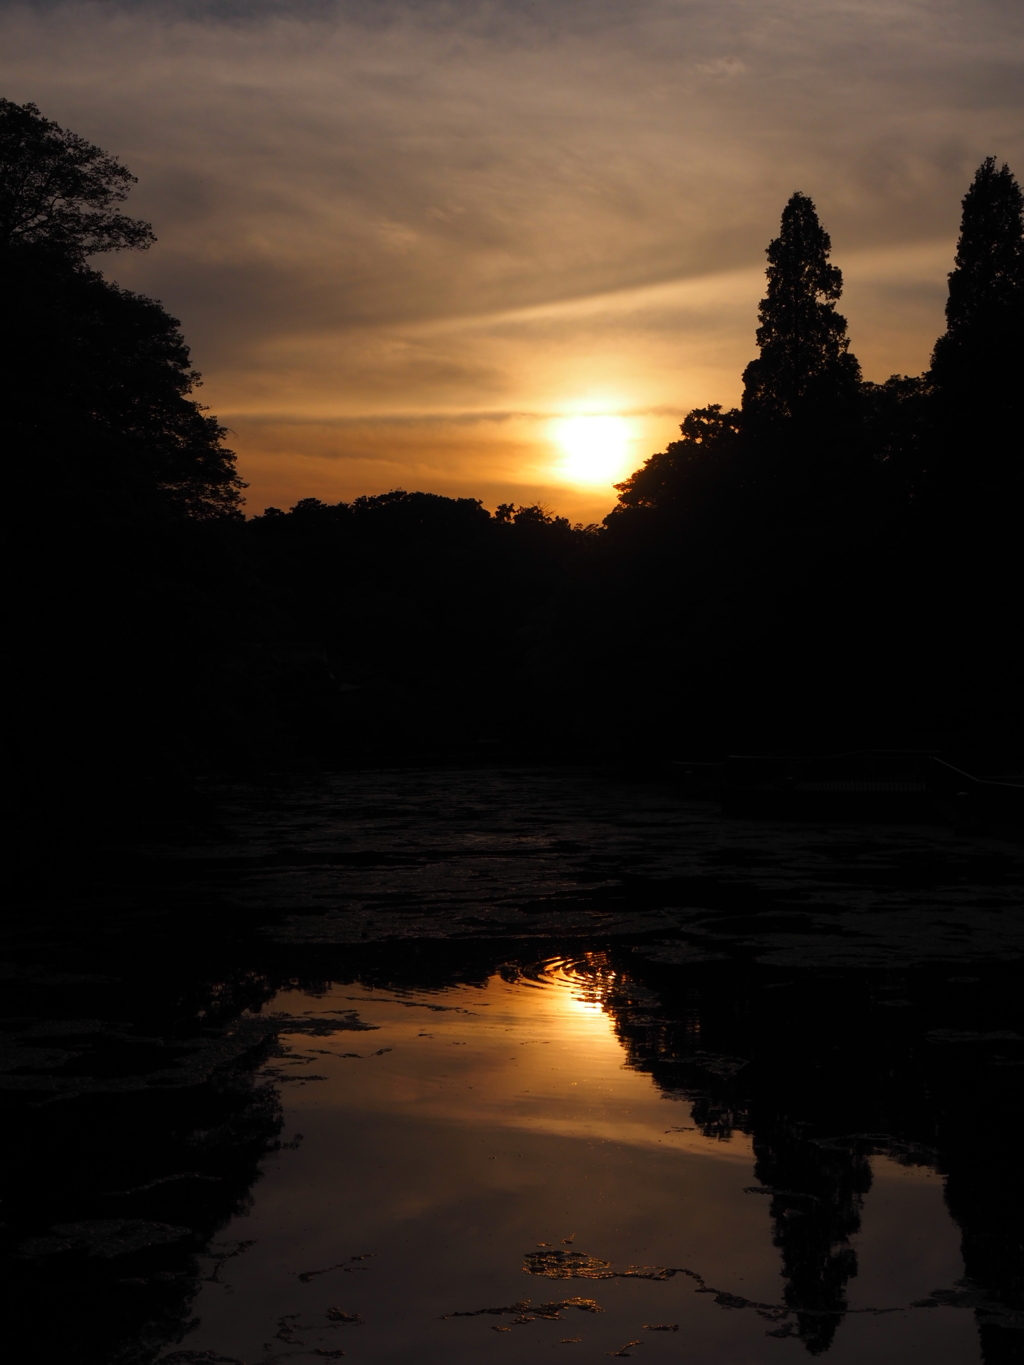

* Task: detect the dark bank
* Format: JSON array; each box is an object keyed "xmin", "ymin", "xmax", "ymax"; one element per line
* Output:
[{"xmin": 3, "ymin": 98, "xmax": 1024, "ymax": 1365}]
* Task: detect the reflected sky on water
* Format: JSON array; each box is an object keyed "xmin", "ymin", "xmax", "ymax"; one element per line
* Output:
[{"xmin": 177, "ymin": 958, "xmax": 976, "ymax": 1364}]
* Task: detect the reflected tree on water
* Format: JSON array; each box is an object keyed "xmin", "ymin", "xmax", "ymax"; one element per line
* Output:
[{"xmin": 593, "ymin": 955, "xmax": 1024, "ymax": 1359}]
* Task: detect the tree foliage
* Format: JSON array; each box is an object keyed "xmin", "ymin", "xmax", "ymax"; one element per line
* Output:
[
  {"xmin": 5, "ymin": 98, "xmax": 246, "ymax": 832},
  {"xmin": 741, "ymin": 192, "xmax": 861, "ymax": 443},
  {"xmin": 0, "ymin": 98, "xmax": 242, "ymax": 521},
  {"xmin": 593, "ymin": 168, "xmax": 1024, "ymax": 753},
  {"xmin": 0, "ymin": 97, "xmax": 155, "ymax": 260},
  {"xmin": 929, "ymin": 158, "xmax": 1024, "ymax": 511},
  {"xmin": 610, "ymin": 405, "xmax": 742, "ymax": 514},
  {"xmin": 5, "ymin": 250, "xmax": 245, "ymax": 519},
  {"xmin": 860, "ymin": 373, "xmax": 930, "ymax": 505},
  {"xmin": 931, "ymin": 157, "xmax": 1024, "ymax": 398}
]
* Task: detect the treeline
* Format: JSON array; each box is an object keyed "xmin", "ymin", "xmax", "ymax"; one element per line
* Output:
[
  {"xmin": 4, "ymin": 96, "xmax": 1023, "ymax": 836},
  {"xmin": 240, "ymin": 159, "xmax": 1024, "ymax": 761},
  {"xmin": 239, "ymin": 492, "xmax": 596, "ymax": 763},
  {"xmin": 596, "ymin": 166, "xmax": 1024, "ymax": 754}
]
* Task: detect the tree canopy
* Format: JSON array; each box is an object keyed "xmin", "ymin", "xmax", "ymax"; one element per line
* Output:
[
  {"xmin": 740, "ymin": 191, "xmax": 861, "ymax": 446},
  {"xmin": 609, "ymin": 405, "xmax": 742, "ymax": 519},
  {"xmin": 0, "ymin": 97, "xmax": 242, "ymax": 521},
  {"xmin": 932, "ymin": 157, "xmax": 1024, "ymax": 392},
  {"xmin": 0, "ymin": 97, "xmax": 155, "ymax": 260},
  {"xmin": 4, "ymin": 251, "xmax": 245, "ymax": 519},
  {"xmin": 928, "ymin": 158, "xmax": 1024, "ymax": 512}
]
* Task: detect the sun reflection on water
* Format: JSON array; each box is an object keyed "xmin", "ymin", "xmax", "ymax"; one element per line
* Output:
[{"xmin": 272, "ymin": 959, "xmax": 753, "ymax": 1160}]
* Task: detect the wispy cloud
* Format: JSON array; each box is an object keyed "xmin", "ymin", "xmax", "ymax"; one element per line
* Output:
[{"xmin": 2, "ymin": 0, "xmax": 1021, "ymax": 512}]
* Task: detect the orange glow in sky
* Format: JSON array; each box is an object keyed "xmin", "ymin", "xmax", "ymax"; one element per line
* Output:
[{"xmin": 2, "ymin": 2, "xmax": 1012, "ymax": 520}]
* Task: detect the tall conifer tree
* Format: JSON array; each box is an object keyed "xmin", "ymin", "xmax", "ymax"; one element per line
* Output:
[
  {"xmin": 741, "ymin": 193, "xmax": 861, "ymax": 453},
  {"xmin": 929, "ymin": 158, "xmax": 1024, "ymax": 505}
]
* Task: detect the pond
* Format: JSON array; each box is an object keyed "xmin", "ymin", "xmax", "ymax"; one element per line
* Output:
[
  {"xmin": 178, "ymin": 957, "xmax": 977, "ymax": 1365},
  {"xmin": 5, "ymin": 769, "xmax": 1024, "ymax": 1364}
]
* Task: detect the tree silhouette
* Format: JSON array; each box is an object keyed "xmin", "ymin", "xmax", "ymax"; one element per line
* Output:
[
  {"xmin": 932, "ymin": 159, "xmax": 1024, "ymax": 393},
  {"xmin": 0, "ymin": 97, "xmax": 243, "ymax": 520},
  {"xmin": 5, "ymin": 252, "xmax": 245, "ymax": 519},
  {"xmin": 242, "ymin": 490, "xmax": 594, "ymax": 761},
  {"xmin": 860, "ymin": 373, "xmax": 930, "ymax": 506},
  {"xmin": 0, "ymin": 97, "xmax": 154, "ymax": 259},
  {"xmin": 741, "ymin": 192, "xmax": 862, "ymax": 461},
  {"xmin": 610, "ymin": 404, "xmax": 742, "ymax": 515},
  {"xmin": 929, "ymin": 157, "xmax": 1024, "ymax": 514},
  {"xmin": 4, "ymin": 99, "xmax": 246, "ymax": 838}
]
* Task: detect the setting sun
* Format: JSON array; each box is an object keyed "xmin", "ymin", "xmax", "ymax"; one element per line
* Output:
[{"xmin": 553, "ymin": 414, "xmax": 633, "ymax": 486}]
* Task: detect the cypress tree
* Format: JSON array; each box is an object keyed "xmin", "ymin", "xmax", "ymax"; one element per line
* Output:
[
  {"xmin": 741, "ymin": 192, "xmax": 861, "ymax": 459},
  {"xmin": 929, "ymin": 158, "xmax": 1024, "ymax": 507}
]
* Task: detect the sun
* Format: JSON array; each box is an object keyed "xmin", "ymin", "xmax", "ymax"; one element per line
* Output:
[{"xmin": 552, "ymin": 414, "xmax": 633, "ymax": 487}]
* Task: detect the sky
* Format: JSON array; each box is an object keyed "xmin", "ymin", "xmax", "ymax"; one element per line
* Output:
[{"xmin": 2, "ymin": 0, "xmax": 1022, "ymax": 521}]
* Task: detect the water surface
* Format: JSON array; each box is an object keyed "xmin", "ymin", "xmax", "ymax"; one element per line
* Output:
[
  {"xmin": 177, "ymin": 958, "xmax": 976, "ymax": 1364},
  {"xmin": 6, "ymin": 769, "xmax": 1024, "ymax": 1365}
]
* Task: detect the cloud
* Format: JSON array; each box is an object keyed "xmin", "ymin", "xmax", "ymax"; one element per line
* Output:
[{"xmin": 2, "ymin": 0, "xmax": 1022, "ymax": 513}]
